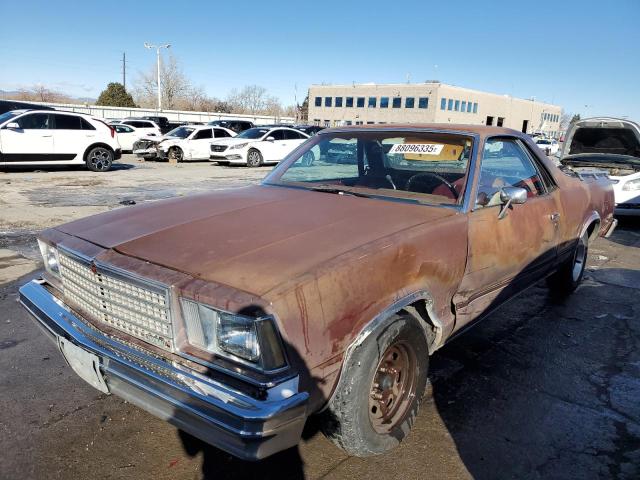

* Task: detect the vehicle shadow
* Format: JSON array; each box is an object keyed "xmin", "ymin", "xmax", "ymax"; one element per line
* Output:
[
  {"xmin": 0, "ymin": 163, "xmax": 135, "ymax": 173},
  {"xmin": 173, "ymin": 306, "xmax": 326, "ymax": 480},
  {"xmin": 430, "ymin": 265, "xmax": 640, "ymax": 479},
  {"xmin": 606, "ymin": 217, "xmax": 640, "ymax": 248}
]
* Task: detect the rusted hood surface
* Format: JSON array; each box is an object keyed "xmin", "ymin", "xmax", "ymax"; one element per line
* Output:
[{"xmin": 56, "ymin": 185, "xmax": 455, "ymax": 295}]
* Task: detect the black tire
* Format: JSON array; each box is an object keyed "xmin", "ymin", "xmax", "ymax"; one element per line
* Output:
[
  {"xmin": 547, "ymin": 231, "xmax": 588, "ymax": 296},
  {"xmin": 86, "ymin": 146, "xmax": 114, "ymax": 172},
  {"xmin": 321, "ymin": 313, "xmax": 428, "ymax": 456},
  {"xmin": 247, "ymin": 149, "xmax": 263, "ymax": 167},
  {"xmin": 301, "ymin": 150, "xmax": 315, "ymax": 166},
  {"xmin": 168, "ymin": 147, "xmax": 184, "ymax": 162}
]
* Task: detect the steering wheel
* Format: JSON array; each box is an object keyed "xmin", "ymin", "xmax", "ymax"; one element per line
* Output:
[{"xmin": 405, "ymin": 172, "xmax": 459, "ymax": 199}]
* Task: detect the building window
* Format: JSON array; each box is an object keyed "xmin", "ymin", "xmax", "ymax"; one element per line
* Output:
[
  {"xmin": 405, "ymin": 97, "xmax": 415, "ymax": 108},
  {"xmin": 473, "ymin": 103, "xmax": 478, "ymax": 113},
  {"xmin": 335, "ymin": 97, "xmax": 343, "ymax": 107},
  {"xmin": 440, "ymin": 98, "xmax": 446, "ymax": 110},
  {"xmin": 392, "ymin": 97, "xmax": 402, "ymax": 108},
  {"xmin": 454, "ymin": 100, "xmax": 460, "ymax": 111},
  {"xmin": 447, "ymin": 99, "xmax": 453, "ymax": 111},
  {"xmin": 367, "ymin": 121, "xmax": 375, "ymax": 124},
  {"xmin": 355, "ymin": 121, "xmax": 363, "ymax": 125},
  {"xmin": 313, "ymin": 118, "xmax": 320, "ymax": 126},
  {"xmin": 345, "ymin": 120, "xmax": 352, "ymax": 125},
  {"xmin": 324, "ymin": 120, "xmax": 330, "ymax": 127},
  {"xmin": 346, "ymin": 97, "xmax": 354, "ymax": 107},
  {"xmin": 380, "ymin": 97, "xmax": 389, "ymax": 108},
  {"xmin": 325, "ymin": 97, "xmax": 332, "ymax": 107},
  {"xmin": 357, "ymin": 97, "xmax": 365, "ymax": 108},
  {"xmin": 461, "ymin": 101, "xmax": 466, "ymax": 112},
  {"xmin": 418, "ymin": 97, "xmax": 428, "ymax": 109},
  {"xmin": 497, "ymin": 117, "xmax": 504, "ymax": 127},
  {"xmin": 314, "ymin": 97, "xmax": 321, "ymax": 107},
  {"xmin": 368, "ymin": 97, "xmax": 377, "ymax": 108},
  {"xmin": 467, "ymin": 101, "xmax": 472, "ymax": 113}
]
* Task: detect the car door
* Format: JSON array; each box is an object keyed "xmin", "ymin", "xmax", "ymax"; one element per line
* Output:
[
  {"xmin": 453, "ymin": 137, "xmax": 560, "ymax": 331},
  {"xmin": 189, "ymin": 128, "xmax": 214, "ymax": 159},
  {"xmin": 114, "ymin": 125, "xmax": 136, "ymax": 150},
  {"xmin": 259, "ymin": 129, "xmax": 286, "ymax": 161},
  {"xmin": 51, "ymin": 113, "xmax": 94, "ymax": 160},
  {"xmin": 282, "ymin": 129, "xmax": 308, "ymax": 160},
  {"xmin": 0, "ymin": 113, "xmax": 54, "ymax": 161}
]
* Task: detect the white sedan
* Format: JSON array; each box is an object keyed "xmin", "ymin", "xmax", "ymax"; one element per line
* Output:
[
  {"xmin": 112, "ymin": 123, "xmax": 144, "ymax": 152},
  {"xmin": 156, "ymin": 125, "xmax": 236, "ymax": 162},
  {"xmin": 535, "ymin": 138, "xmax": 560, "ymax": 156},
  {"xmin": 209, "ymin": 127, "xmax": 310, "ymax": 167}
]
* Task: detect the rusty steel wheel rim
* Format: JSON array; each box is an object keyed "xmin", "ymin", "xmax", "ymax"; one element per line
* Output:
[{"xmin": 369, "ymin": 342, "xmax": 418, "ymax": 433}]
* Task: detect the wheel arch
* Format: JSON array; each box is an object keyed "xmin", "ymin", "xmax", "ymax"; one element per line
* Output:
[
  {"xmin": 579, "ymin": 211, "xmax": 601, "ymax": 245},
  {"xmin": 83, "ymin": 142, "xmax": 115, "ymax": 162},
  {"xmin": 321, "ymin": 290, "xmax": 443, "ymax": 411}
]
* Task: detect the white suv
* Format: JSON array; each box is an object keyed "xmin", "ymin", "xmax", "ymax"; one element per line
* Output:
[
  {"xmin": 121, "ymin": 119, "xmax": 162, "ymax": 136},
  {"xmin": 0, "ymin": 110, "xmax": 122, "ymax": 171}
]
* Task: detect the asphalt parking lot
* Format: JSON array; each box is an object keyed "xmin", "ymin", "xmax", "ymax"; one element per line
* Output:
[{"xmin": 1, "ymin": 156, "xmax": 640, "ymax": 479}]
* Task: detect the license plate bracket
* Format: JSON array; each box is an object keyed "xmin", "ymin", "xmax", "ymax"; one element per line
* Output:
[{"xmin": 58, "ymin": 338, "xmax": 110, "ymax": 394}]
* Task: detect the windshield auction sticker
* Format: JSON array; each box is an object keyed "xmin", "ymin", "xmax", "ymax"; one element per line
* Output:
[{"xmin": 388, "ymin": 143, "xmax": 444, "ymax": 155}]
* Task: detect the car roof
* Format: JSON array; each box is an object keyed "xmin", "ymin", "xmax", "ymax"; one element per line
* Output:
[{"xmin": 321, "ymin": 123, "xmax": 525, "ymax": 137}]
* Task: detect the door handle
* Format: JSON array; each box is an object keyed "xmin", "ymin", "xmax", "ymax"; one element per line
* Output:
[{"xmin": 41, "ymin": 135, "xmax": 53, "ymax": 137}]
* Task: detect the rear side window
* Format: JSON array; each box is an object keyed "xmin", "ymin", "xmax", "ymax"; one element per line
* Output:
[
  {"xmin": 214, "ymin": 128, "xmax": 231, "ymax": 138},
  {"xmin": 53, "ymin": 114, "xmax": 81, "ymax": 129},
  {"xmin": 80, "ymin": 118, "xmax": 96, "ymax": 130},
  {"xmin": 16, "ymin": 113, "xmax": 50, "ymax": 129},
  {"xmin": 193, "ymin": 129, "xmax": 213, "ymax": 139},
  {"xmin": 269, "ymin": 129, "xmax": 286, "ymax": 141},
  {"xmin": 284, "ymin": 129, "xmax": 304, "ymax": 140}
]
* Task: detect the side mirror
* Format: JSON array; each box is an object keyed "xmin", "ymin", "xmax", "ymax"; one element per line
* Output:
[
  {"xmin": 5, "ymin": 122, "xmax": 20, "ymax": 130},
  {"xmin": 498, "ymin": 186, "xmax": 527, "ymax": 219},
  {"xmin": 266, "ymin": 136, "xmax": 275, "ymax": 142}
]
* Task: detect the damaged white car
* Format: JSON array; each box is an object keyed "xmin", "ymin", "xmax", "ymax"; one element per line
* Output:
[{"xmin": 134, "ymin": 125, "xmax": 236, "ymax": 161}]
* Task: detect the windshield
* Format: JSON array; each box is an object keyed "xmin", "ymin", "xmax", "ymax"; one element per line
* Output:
[
  {"xmin": 236, "ymin": 128, "xmax": 269, "ymax": 139},
  {"xmin": 536, "ymin": 139, "xmax": 551, "ymax": 145},
  {"xmin": 166, "ymin": 126, "xmax": 195, "ymax": 138},
  {"xmin": 0, "ymin": 111, "xmax": 21, "ymax": 124},
  {"xmin": 265, "ymin": 131, "xmax": 473, "ymax": 206}
]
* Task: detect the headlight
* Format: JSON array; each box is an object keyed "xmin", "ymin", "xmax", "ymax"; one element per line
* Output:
[
  {"xmin": 37, "ymin": 239, "xmax": 60, "ymax": 278},
  {"xmin": 229, "ymin": 142, "xmax": 248, "ymax": 150},
  {"xmin": 180, "ymin": 299, "xmax": 286, "ymax": 371},
  {"xmin": 622, "ymin": 178, "xmax": 640, "ymax": 191}
]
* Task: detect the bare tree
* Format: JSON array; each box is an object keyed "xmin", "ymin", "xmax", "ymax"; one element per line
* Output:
[
  {"xmin": 135, "ymin": 54, "xmax": 191, "ymax": 109},
  {"xmin": 227, "ymin": 85, "xmax": 269, "ymax": 115},
  {"xmin": 9, "ymin": 85, "xmax": 72, "ymax": 103}
]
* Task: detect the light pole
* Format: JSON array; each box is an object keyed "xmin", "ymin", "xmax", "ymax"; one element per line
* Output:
[{"xmin": 144, "ymin": 42, "xmax": 171, "ymax": 111}]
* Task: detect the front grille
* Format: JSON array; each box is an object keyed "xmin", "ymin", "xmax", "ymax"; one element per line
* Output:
[
  {"xmin": 58, "ymin": 252, "xmax": 173, "ymax": 350},
  {"xmin": 211, "ymin": 145, "xmax": 228, "ymax": 152},
  {"xmin": 133, "ymin": 139, "xmax": 158, "ymax": 150}
]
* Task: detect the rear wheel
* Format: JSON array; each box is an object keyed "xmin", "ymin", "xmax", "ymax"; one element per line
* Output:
[
  {"xmin": 321, "ymin": 313, "xmax": 428, "ymax": 456},
  {"xmin": 547, "ymin": 231, "xmax": 588, "ymax": 296},
  {"xmin": 86, "ymin": 147, "xmax": 113, "ymax": 172},
  {"xmin": 247, "ymin": 149, "xmax": 263, "ymax": 167}
]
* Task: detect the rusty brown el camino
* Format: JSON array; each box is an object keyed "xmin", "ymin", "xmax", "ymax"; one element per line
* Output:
[{"xmin": 20, "ymin": 125, "xmax": 616, "ymax": 460}]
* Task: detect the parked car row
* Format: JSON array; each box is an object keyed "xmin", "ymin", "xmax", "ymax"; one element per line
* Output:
[{"xmin": 133, "ymin": 123, "xmax": 318, "ymax": 167}]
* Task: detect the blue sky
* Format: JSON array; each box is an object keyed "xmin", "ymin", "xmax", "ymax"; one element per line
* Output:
[{"xmin": 1, "ymin": 0, "xmax": 638, "ymax": 119}]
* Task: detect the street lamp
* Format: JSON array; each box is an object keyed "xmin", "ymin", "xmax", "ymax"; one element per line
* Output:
[{"xmin": 144, "ymin": 42, "xmax": 171, "ymax": 111}]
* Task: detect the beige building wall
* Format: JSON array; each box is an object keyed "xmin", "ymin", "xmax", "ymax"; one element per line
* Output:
[{"xmin": 308, "ymin": 82, "xmax": 562, "ymax": 137}]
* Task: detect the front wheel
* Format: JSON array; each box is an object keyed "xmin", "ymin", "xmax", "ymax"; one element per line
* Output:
[
  {"xmin": 321, "ymin": 313, "xmax": 428, "ymax": 456},
  {"xmin": 246, "ymin": 149, "xmax": 263, "ymax": 167},
  {"xmin": 547, "ymin": 231, "xmax": 588, "ymax": 296},
  {"xmin": 168, "ymin": 147, "xmax": 184, "ymax": 162},
  {"xmin": 86, "ymin": 147, "xmax": 114, "ymax": 172}
]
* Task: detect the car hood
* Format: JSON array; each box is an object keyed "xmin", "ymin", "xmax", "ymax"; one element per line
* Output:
[{"xmin": 54, "ymin": 185, "xmax": 454, "ymax": 296}]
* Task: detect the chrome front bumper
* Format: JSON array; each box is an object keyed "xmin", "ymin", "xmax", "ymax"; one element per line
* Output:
[{"xmin": 19, "ymin": 280, "xmax": 309, "ymax": 461}]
